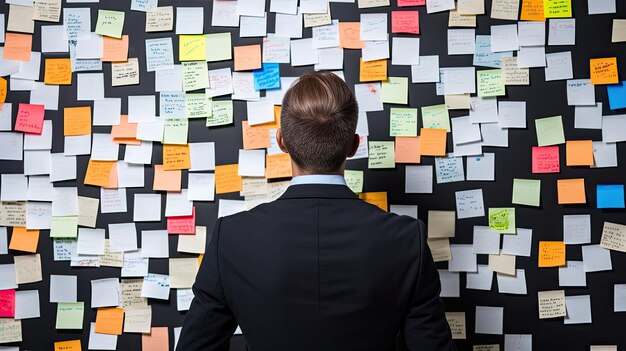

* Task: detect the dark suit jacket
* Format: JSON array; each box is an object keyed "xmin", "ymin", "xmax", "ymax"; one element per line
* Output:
[{"xmin": 176, "ymin": 184, "xmax": 454, "ymax": 351}]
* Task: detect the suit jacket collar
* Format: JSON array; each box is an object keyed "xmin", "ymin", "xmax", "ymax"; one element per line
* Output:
[{"xmin": 278, "ymin": 183, "xmax": 360, "ymax": 200}]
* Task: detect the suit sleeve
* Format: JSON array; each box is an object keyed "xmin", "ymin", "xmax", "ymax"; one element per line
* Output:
[
  {"xmin": 176, "ymin": 218, "xmax": 238, "ymax": 351},
  {"xmin": 401, "ymin": 220, "xmax": 456, "ymax": 351}
]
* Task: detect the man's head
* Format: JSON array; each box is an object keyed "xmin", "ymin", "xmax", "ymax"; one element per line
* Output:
[{"xmin": 277, "ymin": 71, "xmax": 360, "ymax": 175}]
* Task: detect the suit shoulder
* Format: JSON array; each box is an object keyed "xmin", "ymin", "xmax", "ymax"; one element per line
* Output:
[{"xmin": 219, "ymin": 200, "xmax": 281, "ymax": 228}]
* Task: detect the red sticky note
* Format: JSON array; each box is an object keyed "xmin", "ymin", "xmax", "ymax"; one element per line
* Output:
[
  {"xmin": 532, "ymin": 146, "xmax": 560, "ymax": 173},
  {"xmin": 15, "ymin": 103, "xmax": 45, "ymax": 134},
  {"xmin": 0, "ymin": 290, "xmax": 16, "ymax": 318},
  {"xmin": 392, "ymin": 11, "xmax": 419, "ymax": 34},
  {"xmin": 398, "ymin": 0, "xmax": 426, "ymax": 6},
  {"xmin": 167, "ymin": 207, "xmax": 196, "ymax": 234}
]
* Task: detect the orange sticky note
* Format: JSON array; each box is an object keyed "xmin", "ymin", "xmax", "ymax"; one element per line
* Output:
[
  {"xmin": 419, "ymin": 128, "xmax": 447, "ymax": 156},
  {"xmin": 44, "ymin": 58, "xmax": 72, "ymax": 85},
  {"xmin": 163, "ymin": 144, "xmax": 191, "ymax": 170},
  {"xmin": 234, "ymin": 45, "xmax": 262, "ymax": 71},
  {"xmin": 3, "ymin": 33, "xmax": 32, "ymax": 61},
  {"xmin": 0, "ymin": 77, "xmax": 7, "ymax": 108},
  {"xmin": 264, "ymin": 106, "xmax": 281, "ymax": 129},
  {"xmin": 153, "ymin": 164, "xmax": 182, "ymax": 191},
  {"xmin": 111, "ymin": 115, "xmax": 136, "ymax": 139},
  {"xmin": 339, "ymin": 22, "xmax": 365, "ymax": 49},
  {"xmin": 395, "ymin": 136, "xmax": 421, "ymax": 164},
  {"xmin": 9, "ymin": 227, "xmax": 40, "ymax": 253},
  {"xmin": 565, "ymin": 140, "xmax": 593, "ymax": 166},
  {"xmin": 95, "ymin": 308, "xmax": 124, "ymax": 335},
  {"xmin": 54, "ymin": 340, "xmax": 82, "ymax": 351},
  {"xmin": 557, "ymin": 178, "xmax": 586, "ymax": 204},
  {"xmin": 360, "ymin": 58, "xmax": 387, "ymax": 82},
  {"xmin": 266, "ymin": 153, "xmax": 293, "ymax": 179},
  {"xmin": 102, "ymin": 35, "xmax": 129, "ymax": 62},
  {"xmin": 215, "ymin": 164, "xmax": 242, "ymax": 194},
  {"xmin": 142, "ymin": 327, "xmax": 169, "ymax": 351},
  {"xmin": 391, "ymin": 11, "xmax": 419, "ymax": 34},
  {"xmin": 589, "ymin": 57, "xmax": 619, "ymax": 85},
  {"xmin": 242, "ymin": 121, "xmax": 270, "ymax": 150},
  {"xmin": 64, "ymin": 107, "xmax": 91, "ymax": 136},
  {"xmin": 84, "ymin": 160, "xmax": 118, "ymax": 188},
  {"xmin": 520, "ymin": 0, "xmax": 545, "ymax": 21},
  {"xmin": 538, "ymin": 241, "xmax": 566, "ymax": 267},
  {"xmin": 359, "ymin": 192, "xmax": 388, "ymax": 211}
]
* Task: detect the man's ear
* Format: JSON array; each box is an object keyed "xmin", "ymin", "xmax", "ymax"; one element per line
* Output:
[
  {"xmin": 347, "ymin": 134, "xmax": 360, "ymax": 158},
  {"xmin": 276, "ymin": 128, "xmax": 290, "ymax": 154}
]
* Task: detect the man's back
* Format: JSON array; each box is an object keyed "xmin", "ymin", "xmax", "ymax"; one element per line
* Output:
[{"xmin": 177, "ymin": 184, "xmax": 454, "ymax": 351}]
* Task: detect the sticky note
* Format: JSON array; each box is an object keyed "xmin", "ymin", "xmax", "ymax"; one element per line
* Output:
[
  {"xmin": 142, "ymin": 327, "xmax": 169, "ymax": 351},
  {"xmin": 206, "ymin": 32, "xmax": 232, "ymax": 62},
  {"xmin": 520, "ymin": 0, "xmax": 545, "ymax": 21},
  {"xmin": 179, "ymin": 35, "xmax": 207, "ymax": 61},
  {"xmin": 111, "ymin": 115, "xmax": 137, "ymax": 140},
  {"xmin": 565, "ymin": 140, "xmax": 593, "ymax": 166},
  {"xmin": 0, "ymin": 78, "xmax": 6, "ymax": 108},
  {"xmin": 390, "ymin": 108, "xmax": 418, "ymax": 136},
  {"xmin": 590, "ymin": 58, "xmax": 619, "ymax": 85},
  {"xmin": 163, "ymin": 118, "xmax": 189, "ymax": 145},
  {"xmin": 101, "ymin": 35, "xmax": 129, "ymax": 62},
  {"xmin": 419, "ymin": 128, "xmax": 447, "ymax": 156},
  {"xmin": 544, "ymin": 0, "xmax": 572, "ymax": 18},
  {"xmin": 95, "ymin": 10, "xmax": 125, "ymax": 38},
  {"xmin": 266, "ymin": 153, "xmax": 293, "ymax": 179},
  {"xmin": 64, "ymin": 107, "xmax": 92, "ymax": 136},
  {"xmin": 95, "ymin": 307, "xmax": 124, "ymax": 335},
  {"xmin": 535, "ymin": 116, "xmax": 565, "ymax": 146},
  {"xmin": 360, "ymin": 58, "xmax": 387, "ymax": 82},
  {"xmin": 532, "ymin": 146, "xmax": 560, "ymax": 173},
  {"xmin": 242, "ymin": 121, "xmax": 270, "ymax": 150},
  {"xmin": 488, "ymin": 208, "xmax": 516, "ymax": 234},
  {"xmin": 56, "ymin": 302, "xmax": 84, "ymax": 329},
  {"xmin": 368, "ymin": 141, "xmax": 396, "ymax": 168},
  {"xmin": 9, "ymin": 227, "xmax": 39, "ymax": 253},
  {"xmin": 607, "ymin": 81, "xmax": 626, "ymax": 110},
  {"xmin": 153, "ymin": 164, "xmax": 182, "ymax": 192},
  {"xmin": 382, "ymin": 77, "xmax": 408, "ymax": 104},
  {"xmin": 359, "ymin": 192, "xmax": 388, "ymax": 211},
  {"xmin": 3, "ymin": 32, "xmax": 32, "ymax": 61},
  {"xmin": 215, "ymin": 164, "xmax": 242, "ymax": 194},
  {"xmin": 234, "ymin": 45, "xmax": 262, "ymax": 71},
  {"xmin": 168, "ymin": 207, "xmax": 196, "ymax": 234},
  {"xmin": 54, "ymin": 340, "xmax": 82, "ymax": 351},
  {"xmin": 421, "ymin": 104, "xmax": 450, "ymax": 132},
  {"xmin": 557, "ymin": 178, "xmax": 586, "ymax": 204},
  {"xmin": 538, "ymin": 241, "xmax": 566, "ymax": 267},
  {"xmin": 162, "ymin": 144, "xmax": 191, "ymax": 171},
  {"xmin": 597, "ymin": 184, "xmax": 625, "ymax": 209},
  {"xmin": 45, "ymin": 58, "xmax": 72, "ymax": 85},
  {"xmin": 51, "ymin": 216, "xmax": 79, "ymax": 238},
  {"xmin": 477, "ymin": 69, "xmax": 505, "ymax": 97},
  {"xmin": 395, "ymin": 136, "xmax": 421, "ymax": 164},
  {"xmin": 391, "ymin": 11, "xmax": 419, "ymax": 34},
  {"xmin": 398, "ymin": 0, "xmax": 425, "ymax": 6},
  {"xmin": 15, "ymin": 103, "xmax": 45, "ymax": 134},
  {"xmin": 253, "ymin": 63, "xmax": 281, "ymax": 91},
  {"xmin": 339, "ymin": 22, "xmax": 365, "ymax": 49},
  {"xmin": 0, "ymin": 290, "xmax": 16, "ymax": 317},
  {"xmin": 344, "ymin": 170, "xmax": 364, "ymax": 193},
  {"xmin": 512, "ymin": 179, "xmax": 541, "ymax": 207},
  {"xmin": 84, "ymin": 160, "xmax": 118, "ymax": 188}
]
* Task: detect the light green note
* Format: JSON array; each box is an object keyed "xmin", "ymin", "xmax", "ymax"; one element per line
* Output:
[
  {"xmin": 488, "ymin": 207, "xmax": 516, "ymax": 234},
  {"xmin": 512, "ymin": 179, "xmax": 541, "ymax": 207},
  {"xmin": 368, "ymin": 141, "xmax": 396, "ymax": 169},
  {"xmin": 50, "ymin": 216, "xmax": 78, "ymax": 238},
  {"xmin": 477, "ymin": 69, "xmax": 505, "ymax": 97},
  {"xmin": 206, "ymin": 33, "xmax": 232, "ymax": 62},
  {"xmin": 344, "ymin": 170, "xmax": 364, "ymax": 193},
  {"xmin": 163, "ymin": 118, "xmax": 189, "ymax": 144},
  {"xmin": 390, "ymin": 108, "xmax": 418, "ymax": 137},
  {"xmin": 535, "ymin": 115, "xmax": 565, "ymax": 146},
  {"xmin": 95, "ymin": 10, "xmax": 125, "ymax": 38},
  {"xmin": 421, "ymin": 104, "xmax": 451, "ymax": 132},
  {"xmin": 381, "ymin": 77, "xmax": 409, "ymax": 104},
  {"xmin": 56, "ymin": 302, "xmax": 84, "ymax": 329}
]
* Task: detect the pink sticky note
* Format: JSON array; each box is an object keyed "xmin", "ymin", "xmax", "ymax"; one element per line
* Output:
[
  {"xmin": 167, "ymin": 207, "xmax": 196, "ymax": 234},
  {"xmin": 392, "ymin": 11, "xmax": 420, "ymax": 34},
  {"xmin": 15, "ymin": 103, "xmax": 45, "ymax": 134},
  {"xmin": 532, "ymin": 146, "xmax": 560, "ymax": 174},
  {"xmin": 398, "ymin": 0, "xmax": 425, "ymax": 6},
  {"xmin": 0, "ymin": 290, "xmax": 16, "ymax": 318}
]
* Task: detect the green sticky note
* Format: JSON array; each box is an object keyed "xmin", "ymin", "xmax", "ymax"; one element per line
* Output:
[
  {"xmin": 185, "ymin": 93, "xmax": 211, "ymax": 118},
  {"xmin": 512, "ymin": 179, "xmax": 541, "ymax": 207},
  {"xmin": 50, "ymin": 216, "xmax": 78, "ymax": 238},
  {"xmin": 421, "ymin": 104, "xmax": 450, "ymax": 132},
  {"xmin": 56, "ymin": 302, "xmax": 84, "ymax": 329},
  {"xmin": 163, "ymin": 118, "xmax": 189, "ymax": 144},
  {"xmin": 368, "ymin": 141, "xmax": 396, "ymax": 169},
  {"xmin": 208, "ymin": 100, "xmax": 233, "ymax": 127},
  {"xmin": 535, "ymin": 115, "xmax": 565, "ymax": 146},
  {"xmin": 182, "ymin": 61, "xmax": 209, "ymax": 92},
  {"xmin": 390, "ymin": 108, "xmax": 418, "ymax": 136},
  {"xmin": 381, "ymin": 77, "xmax": 409, "ymax": 104},
  {"xmin": 344, "ymin": 170, "xmax": 364, "ymax": 193},
  {"xmin": 488, "ymin": 208, "xmax": 516, "ymax": 234},
  {"xmin": 206, "ymin": 33, "xmax": 232, "ymax": 62},
  {"xmin": 95, "ymin": 10, "xmax": 125, "ymax": 38},
  {"xmin": 477, "ymin": 69, "xmax": 505, "ymax": 97}
]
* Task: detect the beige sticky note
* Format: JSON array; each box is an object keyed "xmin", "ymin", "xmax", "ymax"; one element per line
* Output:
[
  {"xmin": 0, "ymin": 202, "xmax": 27, "ymax": 227},
  {"xmin": 120, "ymin": 279, "xmax": 148, "ymax": 308},
  {"xmin": 99, "ymin": 239, "xmax": 124, "ymax": 268},
  {"xmin": 123, "ymin": 306, "xmax": 152, "ymax": 333},
  {"xmin": 613, "ymin": 20, "xmax": 626, "ymax": 43},
  {"xmin": 445, "ymin": 94, "xmax": 471, "ymax": 110},
  {"xmin": 449, "ymin": 9, "xmax": 477, "ymax": 28},
  {"xmin": 146, "ymin": 6, "xmax": 174, "ymax": 32},
  {"xmin": 304, "ymin": 4, "xmax": 332, "ymax": 28},
  {"xmin": 7, "ymin": 5, "xmax": 34, "ymax": 34},
  {"xmin": 169, "ymin": 258, "xmax": 199, "ymax": 289},
  {"xmin": 491, "ymin": 0, "xmax": 520, "ymax": 20},
  {"xmin": 502, "ymin": 57, "xmax": 530, "ymax": 85},
  {"xmin": 600, "ymin": 221, "xmax": 626, "ymax": 253},
  {"xmin": 590, "ymin": 346, "xmax": 618, "ymax": 351},
  {"xmin": 240, "ymin": 177, "xmax": 268, "ymax": 197},
  {"xmin": 178, "ymin": 226, "xmax": 207, "ymax": 254},
  {"xmin": 458, "ymin": 0, "xmax": 485, "ymax": 14},
  {"xmin": 0, "ymin": 319, "xmax": 22, "ymax": 343},
  {"xmin": 111, "ymin": 58, "xmax": 140, "ymax": 86},
  {"xmin": 538, "ymin": 290, "xmax": 566, "ymax": 319},
  {"xmin": 473, "ymin": 345, "xmax": 500, "ymax": 351},
  {"xmin": 446, "ymin": 312, "xmax": 466, "ymax": 339},
  {"xmin": 14, "ymin": 254, "xmax": 42, "ymax": 284},
  {"xmin": 488, "ymin": 252, "xmax": 516, "ymax": 275},
  {"xmin": 427, "ymin": 211, "xmax": 456, "ymax": 238},
  {"xmin": 428, "ymin": 238, "xmax": 452, "ymax": 262},
  {"xmin": 33, "ymin": 0, "xmax": 62, "ymax": 22},
  {"xmin": 78, "ymin": 196, "xmax": 99, "ymax": 228}
]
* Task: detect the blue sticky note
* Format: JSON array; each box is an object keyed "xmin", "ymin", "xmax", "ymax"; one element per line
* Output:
[
  {"xmin": 607, "ymin": 81, "xmax": 626, "ymax": 110},
  {"xmin": 597, "ymin": 184, "xmax": 625, "ymax": 208},
  {"xmin": 253, "ymin": 63, "xmax": 281, "ymax": 91}
]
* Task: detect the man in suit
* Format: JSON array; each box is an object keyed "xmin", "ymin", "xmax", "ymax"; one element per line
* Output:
[{"xmin": 177, "ymin": 71, "xmax": 454, "ymax": 351}]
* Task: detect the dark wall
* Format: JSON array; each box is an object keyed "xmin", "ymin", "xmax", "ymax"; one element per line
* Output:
[{"xmin": 1, "ymin": 0, "xmax": 626, "ymax": 350}]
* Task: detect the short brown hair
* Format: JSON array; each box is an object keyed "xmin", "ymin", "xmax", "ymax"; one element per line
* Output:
[{"xmin": 280, "ymin": 72, "xmax": 359, "ymax": 173}]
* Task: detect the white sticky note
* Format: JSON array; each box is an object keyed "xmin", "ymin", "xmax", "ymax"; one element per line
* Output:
[
  {"xmin": 564, "ymin": 295, "xmax": 592, "ymax": 324},
  {"xmin": 548, "ymin": 19, "xmax": 575, "ymax": 46},
  {"xmin": 141, "ymin": 273, "xmax": 170, "ymax": 300},
  {"xmin": 238, "ymin": 149, "xmax": 266, "ymax": 177},
  {"xmin": 406, "ymin": 165, "xmax": 433, "ymax": 194},
  {"xmin": 141, "ymin": 230, "xmax": 169, "ymax": 258},
  {"xmin": 14, "ymin": 290, "xmax": 40, "ymax": 320},
  {"xmin": 475, "ymin": 306, "xmax": 503, "ymax": 335},
  {"xmin": 447, "ymin": 29, "xmax": 475, "ymax": 55},
  {"xmin": 558, "ymin": 261, "xmax": 587, "ymax": 287},
  {"xmin": 574, "ymin": 103, "xmax": 602, "ymax": 130},
  {"xmin": 614, "ymin": 284, "xmax": 626, "ymax": 312},
  {"xmin": 582, "ymin": 244, "xmax": 612, "ymax": 272},
  {"xmin": 504, "ymin": 334, "xmax": 532, "ymax": 351},
  {"xmin": 591, "ymin": 141, "xmax": 618, "ymax": 168},
  {"xmin": 491, "ymin": 24, "xmax": 518, "ymax": 52},
  {"xmin": 497, "ymin": 269, "xmax": 527, "ymax": 295},
  {"xmin": 88, "ymin": 322, "xmax": 118, "ymax": 350},
  {"xmin": 77, "ymin": 228, "xmax": 106, "ymax": 256},
  {"xmin": 439, "ymin": 269, "xmax": 460, "ymax": 297},
  {"xmin": 502, "ymin": 228, "xmax": 532, "ymax": 257},
  {"xmin": 563, "ymin": 214, "xmax": 591, "ymax": 245},
  {"xmin": 466, "ymin": 264, "xmax": 494, "ymax": 291},
  {"xmin": 473, "ymin": 226, "xmax": 500, "ymax": 254},
  {"xmin": 466, "ymin": 153, "xmax": 495, "ymax": 181},
  {"xmin": 544, "ymin": 51, "xmax": 573, "ymax": 81},
  {"xmin": 108, "ymin": 223, "xmax": 138, "ymax": 253},
  {"xmin": 133, "ymin": 194, "xmax": 162, "ymax": 222},
  {"xmin": 91, "ymin": 278, "xmax": 121, "ymax": 308},
  {"xmin": 175, "ymin": 7, "xmax": 204, "ymax": 34},
  {"xmin": 50, "ymin": 275, "xmax": 78, "ymax": 303},
  {"xmin": 448, "ymin": 244, "xmax": 477, "ymax": 272}
]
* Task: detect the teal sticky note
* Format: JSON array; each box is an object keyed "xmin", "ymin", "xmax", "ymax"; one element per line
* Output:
[
  {"xmin": 253, "ymin": 63, "xmax": 281, "ymax": 91},
  {"xmin": 597, "ymin": 184, "xmax": 625, "ymax": 208},
  {"xmin": 607, "ymin": 81, "xmax": 626, "ymax": 110}
]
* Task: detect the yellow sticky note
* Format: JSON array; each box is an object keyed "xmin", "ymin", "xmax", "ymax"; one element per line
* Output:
[
  {"xmin": 360, "ymin": 58, "xmax": 388, "ymax": 82},
  {"xmin": 544, "ymin": 0, "xmax": 572, "ymax": 18},
  {"xmin": 565, "ymin": 140, "xmax": 593, "ymax": 166},
  {"xmin": 9, "ymin": 227, "xmax": 40, "ymax": 253},
  {"xmin": 381, "ymin": 77, "xmax": 408, "ymax": 104},
  {"xmin": 557, "ymin": 178, "xmax": 586, "ymax": 204},
  {"xmin": 44, "ymin": 58, "xmax": 72, "ymax": 85},
  {"xmin": 359, "ymin": 192, "xmax": 388, "ymax": 211},
  {"xmin": 538, "ymin": 241, "xmax": 566, "ymax": 267},
  {"xmin": 179, "ymin": 35, "xmax": 206, "ymax": 61},
  {"xmin": 589, "ymin": 57, "xmax": 619, "ymax": 85}
]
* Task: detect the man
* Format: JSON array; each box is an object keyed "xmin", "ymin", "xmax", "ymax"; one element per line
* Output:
[{"xmin": 177, "ymin": 71, "xmax": 454, "ymax": 351}]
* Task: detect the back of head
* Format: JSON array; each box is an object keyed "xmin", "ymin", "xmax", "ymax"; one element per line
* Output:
[{"xmin": 280, "ymin": 71, "xmax": 359, "ymax": 174}]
